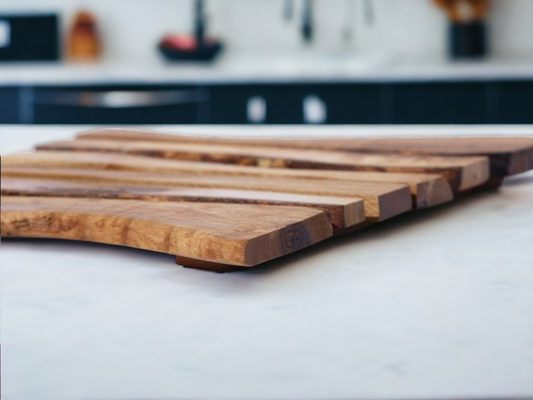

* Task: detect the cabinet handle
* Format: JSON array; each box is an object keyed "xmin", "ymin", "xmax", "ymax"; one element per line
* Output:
[{"xmin": 34, "ymin": 90, "xmax": 202, "ymax": 108}]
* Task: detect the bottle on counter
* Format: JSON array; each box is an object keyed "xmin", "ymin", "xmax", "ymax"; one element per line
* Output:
[{"xmin": 67, "ymin": 10, "xmax": 102, "ymax": 62}]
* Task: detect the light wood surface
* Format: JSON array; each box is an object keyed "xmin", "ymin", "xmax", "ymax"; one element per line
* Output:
[
  {"xmin": 78, "ymin": 129, "xmax": 529, "ymax": 177},
  {"xmin": 269, "ymin": 137, "xmax": 533, "ymax": 178},
  {"xmin": 37, "ymin": 138, "xmax": 490, "ymax": 192},
  {"xmin": 1, "ymin": 167, "xmax": 412, "ymax": 222},
  {"xmin": 2, "ymin": 151, "xmax": 454, "ymax": 209},
  {"xmin": 1, "ymin": 177, "xmax": 365, "ymax": 229},
  {"xmin": 1, "ymin": 196, "xmax": 332, "ymax": 267}
]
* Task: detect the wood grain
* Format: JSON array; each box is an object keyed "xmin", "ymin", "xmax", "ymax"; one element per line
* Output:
[
  {"xmin": 1, "ymin": 196, "xmax": 332, "ymax": 267},
  {"xmin": 2, "ymin": 151, "xmax": 453, "ymax": 209},
  {"xmin": 1, "ymin": 166, "xmax": 412, "ymax": 222},
  {"xmin": 269, "ymin": 137, "xmax": 533, "ymax": 178},
  {"xmin": 77, "ymin": 129, "xmax": 533, "ymax": 177},
  {"xmin": 1, "ymin": 177, "xmax": 365, "ymax": 229},
  {"xmin": 37, "ymin": 138, "xmax": 489, "ymax": 192}
]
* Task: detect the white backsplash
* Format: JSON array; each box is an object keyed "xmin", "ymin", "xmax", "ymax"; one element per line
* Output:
[{"xmin": 1, "ymin": 0, "xmax": 532, "ymax": 64}]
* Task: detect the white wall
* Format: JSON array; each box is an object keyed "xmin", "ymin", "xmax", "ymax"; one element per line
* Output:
[
  {"xmin": 1, "ymin": 0, "xmax": 532, "ymax": 64},
  {"xmin": 489, "ymin": 0, "xmax": 533, "ymax": 57}
]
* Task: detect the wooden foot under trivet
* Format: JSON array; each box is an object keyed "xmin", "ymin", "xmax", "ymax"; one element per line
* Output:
[
  {"xmin": 332, "ymin": 220, "xmax": 373, "ymax": 236},
  {"xmin": 176, "ymin": 256, "xmax": 245, "ymax": 273},
  {"xmin": 459, "ymin": 177, "xmax": 504, "ymax": 196}
]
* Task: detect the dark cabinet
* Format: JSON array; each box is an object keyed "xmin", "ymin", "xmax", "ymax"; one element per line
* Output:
[
  {"xmin": 292, "ymin": 84, "xmax": 382, "ymax": 124},
  {"xmin": 33, "ymin": 103, "xmax": 199, "ymax": 124},
  {"xmin": 209, "ymin": 83, "xmax": 382, "ymax": 124},
  {"xmin": 0, "ymin": 87, "xmax": 20, "ymax": 123},
  {"xmin": 498, "ymin": 81, "xmax": 533, "ymax": 124},
  {"xmin": 31, "ymin": 86, "xmax": 208, "ymax": 124},
  {"xmin": 1, "ymin": 80, "xmax": 532, "ymax": 125},
  {"xmin": 392, "ymin": 82, "xmax": 489, "ymax": 124}
]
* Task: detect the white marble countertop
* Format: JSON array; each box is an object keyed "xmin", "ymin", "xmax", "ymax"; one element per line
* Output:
[
  {"xmin": 1, "ymin": 125, "xmax": 533, "ymax": 400},
  {"xmin": 1, "ymin": 54, "xmax": 533, "ymax": 85}
]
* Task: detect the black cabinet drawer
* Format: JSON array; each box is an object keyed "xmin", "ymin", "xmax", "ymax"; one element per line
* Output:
[
  {"xmin": 32, "ymin": 86, "xmax": 207, "ymax": 124},
  {"xmin": 296, "ymin": 84, "xmax": 381, "ymax": 124},
  {"xmin": 0, "ymin": 87, "xmax": 20, "ymax": 123},
  {"xmin": 209, "ymin": 85, "xmax": 300, "ymax": 124},
  {"xmin": 392, "ymin": 82, "xmax": 489, "ymax": 124},
  {"xmin": 33, "ymin": 103, "xmax": 198, "ymax": 124},
  {"xmin": 498, "ymin": 81, "xmax": 533, "ymax": 124},
  {"xmin": 209, "ymin": 84, "xmax": 381, "ymax": 124}
]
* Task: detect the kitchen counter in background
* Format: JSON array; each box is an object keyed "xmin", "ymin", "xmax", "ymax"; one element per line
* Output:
[
  {"xmin": 1, "ymin": 55, "xmax": 533, "ymax": 126},
  {"xmin": 1, "ymin": 125, "xmax": 533, "ymax": 400},
  {"xmin": 1, "ymin": 55, "xmax": 533, "ymax": 85}
]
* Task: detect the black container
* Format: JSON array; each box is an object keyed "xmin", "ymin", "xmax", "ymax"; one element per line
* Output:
[
  {"xmin": 157, "ymin": 0, "xmax": 222, "ymax": 63},
  {"xmin": 158, "ymin": 41, "xmax": 223, "ymax": 62},
  {"xmin": 449, "ymin": 21, "xmax": 487, "ymax": 59},
  {"xmin": 0, "ymin": 13, "xmax": 60, "ymax": 62}
]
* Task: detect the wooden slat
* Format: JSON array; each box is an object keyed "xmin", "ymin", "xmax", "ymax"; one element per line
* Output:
[
  {"xmin": 2, "ymin": 151, "xmax": 454, "ymax": 209},
  {"xmin": 1, "ymin": 166, "xmax": 412, "ymax": 222},
  {"xmin": 276, "ymin": 137, "xmax": 533, "ymax": 178},
  {"xmin": 1, "ymin": 177, "xmax": 365, "ymax": 229},
  {"xmin": 1, "ymin": 196, "xmax": 332, "ymax": 267},
  {"xmin": 78, "ymin": 129, "xmax": 533, "ymax": 177},
  {"xmin": 36, "ymin": 139, "xmax": 489, "ymax": 192}
]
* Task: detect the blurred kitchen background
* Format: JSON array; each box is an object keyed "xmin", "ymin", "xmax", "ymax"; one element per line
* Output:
[{"xmin": 0, "ymin": 0, "xmax": 532, "ymax": 125}]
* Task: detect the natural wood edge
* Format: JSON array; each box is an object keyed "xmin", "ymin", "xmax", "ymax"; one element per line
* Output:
[
  {"xmin": 457, "ymin": 157, "xmax": 491, "ymax": 192},
  {"xmin": 2, "ymin": 166, "xmax": 394, "ymax": 224},
  {"xmin": 3, "ymin": 151, "xmax": 460, "ymax": 194},
  {"xmin": 508, "ymin": 149, "xmax": 533, "ymax": 176},
  {"xmin": 0, "ymin": 177, "xmax": 365, "ymax": 230},
  {"xmin": 458, "ymin": 177, "xmax": 504, "ymax": 196},
  {"xmin": 415, "ymin": 177, "xmax": 455, "ymax": 209},
  {"xmin": 376, "ymin": 186, "xmax": 413, "ymax": 221},
  {"xmin": 2, "ymin": 151, "xmax": 452, "ymax": 213},
  {"xmin": 75, "ymin": 130, "xmax": 533, "ymax": 179},
  {"xmin": 1, "ymin": 196, "xmax": 332, "ymax": 267},
  {"xmin": 243, "ymin": 215, "xmax": 333, "ymax": 265},
  {"xmin": 34, "ymin": 140, "xmax": 492, "ymax": 193}
]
